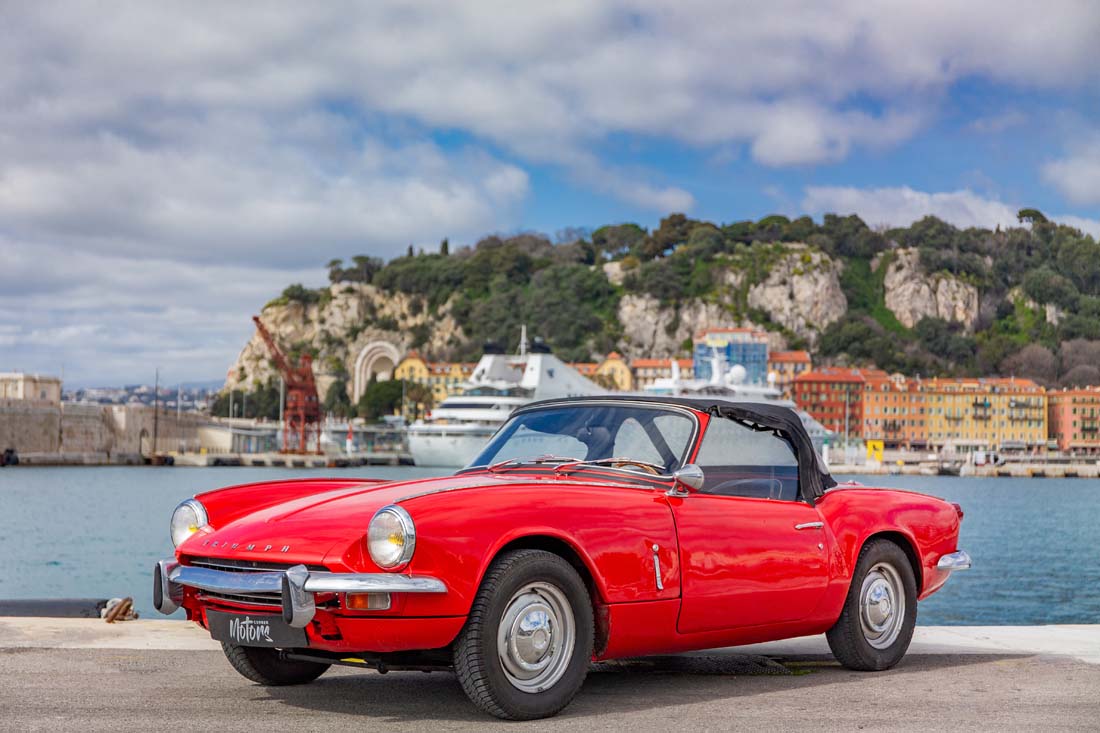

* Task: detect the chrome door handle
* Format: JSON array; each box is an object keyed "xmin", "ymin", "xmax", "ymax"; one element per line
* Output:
[{"xmin": 794, "ymin": 521, "xmax": 824, "ymax": 530}]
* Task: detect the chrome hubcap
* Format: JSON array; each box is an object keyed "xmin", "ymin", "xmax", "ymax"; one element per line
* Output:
[
  {"xmin": 859, "ymin": 562, "xmax": 905, "ymax": 649},
  {"xmin": 497, "ymin": 582, "xmax": 575, "ymax": 693}
]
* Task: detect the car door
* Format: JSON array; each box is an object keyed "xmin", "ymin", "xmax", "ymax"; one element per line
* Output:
[{"xmin": 672, "ymin": 414, "xmax": 831, "ymax": 634}]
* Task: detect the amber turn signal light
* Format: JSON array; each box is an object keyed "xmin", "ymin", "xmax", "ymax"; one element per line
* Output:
[{"xmin": 345, "ymin": 592, "xmax": 391, "ymax": 611}]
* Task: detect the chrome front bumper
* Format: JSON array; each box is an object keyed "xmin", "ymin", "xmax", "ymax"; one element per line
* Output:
[
  {"xmin": 153, "ymin": 560, "xmax": 446, "ymax": 628},
  {"xmin": 936, "ymin": 550, "xmax": 972, "ymax": 571}
]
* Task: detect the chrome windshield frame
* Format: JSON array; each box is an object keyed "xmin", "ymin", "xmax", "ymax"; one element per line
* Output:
[{"xmin": 460, "ymin": 399, "xmax": 702, "ymax": 476}]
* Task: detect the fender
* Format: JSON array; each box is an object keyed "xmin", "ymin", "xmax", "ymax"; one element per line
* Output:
[{"xmin": 816, "ymin": 487, "xmax": 961, "ymax": 599}]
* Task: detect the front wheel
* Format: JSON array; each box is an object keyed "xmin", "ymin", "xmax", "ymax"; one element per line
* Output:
[
  {"xmin": 453, "ymin": 549, "xmax": 594, "ymax": 720},
  {"xmin": 826, "ymin": 538, "xmax": 917, "ymax": 671},
  {"xmin": 221, "ymin": 643, "xmax": 329, "ymax": 685}
]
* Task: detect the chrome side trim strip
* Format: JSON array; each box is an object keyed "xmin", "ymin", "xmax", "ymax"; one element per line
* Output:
[
  {"xmin": 652, "ymin": 544, "xmax": 663, "ymax": 591},
  {"xmin": 936, "ymin": 550, "xmax": 972, "ymax": 571}
]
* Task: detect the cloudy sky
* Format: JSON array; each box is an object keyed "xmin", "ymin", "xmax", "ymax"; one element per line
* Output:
[{"xmin": 2, "ymin": 2, "xmax": 1099, "ymax": 386}]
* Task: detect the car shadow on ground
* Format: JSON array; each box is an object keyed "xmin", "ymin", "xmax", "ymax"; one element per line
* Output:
[{"xmin": 262, "ymin": 651, "xmax": 1021, "ymax": 724}]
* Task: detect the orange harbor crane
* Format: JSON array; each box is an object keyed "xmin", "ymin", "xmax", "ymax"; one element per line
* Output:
[{"xmin": 251, "ymin": 315, "xmax": 322, "ymax": 454}]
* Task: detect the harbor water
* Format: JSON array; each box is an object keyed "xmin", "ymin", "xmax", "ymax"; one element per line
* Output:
[{"xmin": 1, "ymin": 467, "xmax": 1097, "ymax": 625}]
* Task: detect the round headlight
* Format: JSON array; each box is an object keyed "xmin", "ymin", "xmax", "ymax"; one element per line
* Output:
[
  {"xmin": 170, "ymin": 498, "xmax": 208, "ymax": 548},
  {"xmin": 367, "ymin": 505, "xmax": 415, "ymax": 569}
]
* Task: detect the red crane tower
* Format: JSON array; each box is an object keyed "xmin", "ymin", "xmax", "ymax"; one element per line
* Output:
[{"xmin": 251, "ymin": 315, "xmax": 322, "ymax": 454}]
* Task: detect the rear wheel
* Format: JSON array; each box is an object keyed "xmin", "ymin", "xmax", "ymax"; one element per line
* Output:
[
  {"xmin": 453, "ymin": 549, "xmax": 594, "ymax": 720},
  {"xmin": 220, "ymin": 643, "xmax": 329, "ymax": 685},
  {"xmin": 826, "ymin": 538, "xmax": 917, "ymax": 671}
]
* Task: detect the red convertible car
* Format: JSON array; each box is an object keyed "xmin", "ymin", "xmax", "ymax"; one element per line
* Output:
[{"xmin": 154, "ymin": 396, "xmax": 970, "ymax": 720}]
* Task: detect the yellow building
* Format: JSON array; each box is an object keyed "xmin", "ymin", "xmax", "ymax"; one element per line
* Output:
[
  {"xmin": 596, "ymin": 352, "xmax": 633, "ymax": 391},
  {"xmin": 393, "ymin": 353, "xmax": 476, "ymax": 407},
  {"xmin": 919, "ymin": 377, "xmax": 1047, "ymax": 453},
  {"xmin": 568, "ymin": 352, "xmax": 634, "ymax": 391}
]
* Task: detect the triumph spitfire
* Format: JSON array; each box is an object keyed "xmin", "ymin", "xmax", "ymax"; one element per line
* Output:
[{"xmin": 154, "ymin": 396, "xmax": 970, "ymax": 720}]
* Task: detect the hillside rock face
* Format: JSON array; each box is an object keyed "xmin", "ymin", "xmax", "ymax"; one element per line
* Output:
[
  {"xmin": 746, "ymin": 246, "xmax": 847, "ymax": 344},
  {"xmin": 225, "ymin": 283, "xmax": 463, "ymax": 399},
  {"xmin": 618, "ymin": 245, "xmax": 846, "ymax": 357},
  {"xmin": 617, "ymin": 295, "xmax": 784, "ymax": 359},
  {"xmin": 882, "ymin": 248, "xmax": 979, "ymax": 331},
  {"xmin": 1006, "ymin": 287, "xmax": 1065, "ymax": 326}
]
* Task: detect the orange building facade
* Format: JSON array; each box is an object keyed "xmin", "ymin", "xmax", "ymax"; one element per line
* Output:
[
  {"xmin": 793, "ymin": 367, "xmax": 889, "ymax": 440},
  {"xmin": 631, "ymin": 358, "xmax": 695, "ymax": 390},
  {"xmin": 1048, "ymin": 387, "xmax": 1100, "ymax": 454}
]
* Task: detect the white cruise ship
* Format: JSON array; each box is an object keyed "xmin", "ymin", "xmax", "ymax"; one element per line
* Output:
[{"xmin": 407, "ymin": 336, "xmax": 607, "ymax": 467}]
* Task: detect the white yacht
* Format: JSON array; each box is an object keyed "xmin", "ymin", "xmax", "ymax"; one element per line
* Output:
[
  {"xmin": 407, "ymin": 335, "xmax": 607, "ymax": 467},
  {"xmin": 642, "ymin": 349, "xmax": 833, "ymax": 453}
]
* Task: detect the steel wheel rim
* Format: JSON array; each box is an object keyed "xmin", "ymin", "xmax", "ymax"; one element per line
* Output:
[
  {"xmin": 497, "ymin": 581, "xmax": 575, "ymax": 693},
  {"xmin": 859, "ymin": 561, "xmax": 905, "ymax": 650}
]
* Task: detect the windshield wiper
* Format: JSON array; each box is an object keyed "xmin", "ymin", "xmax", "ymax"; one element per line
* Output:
[
  {"xmin": 553, "ymin": 457, "xmax": 668, "ymax": 475},
  {"xmin": 486, "ymin": 455, "xmax": 579, "ymax": 473}
]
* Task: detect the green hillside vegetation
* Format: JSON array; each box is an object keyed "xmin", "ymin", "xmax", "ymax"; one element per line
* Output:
[{"xmin": 275, "ymin": 209, "xmax": 1100, "ymax": 389}]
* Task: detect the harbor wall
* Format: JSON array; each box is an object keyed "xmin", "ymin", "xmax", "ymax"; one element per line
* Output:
[{"xmin": 0, "ymin": 400, "xmax": 208, "ymax": 459}]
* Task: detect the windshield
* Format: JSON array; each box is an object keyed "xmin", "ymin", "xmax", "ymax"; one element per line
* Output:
[{"xmin": 467, "ymin": 404, "xmax": 696, "ymax": 473}]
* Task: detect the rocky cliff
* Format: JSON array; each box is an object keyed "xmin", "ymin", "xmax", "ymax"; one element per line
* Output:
[
  {"xmin": 881, "ymin": 248, "xmax": 980, "ymax": 331},
  {"xmin": 617, "ymin": 244, "xmax": 846, "ymax": 357},
  {"xmin": 225, "ymin": 283, "xmax": 463, "ymax": 399},
  {"xmin": 746, "ymin": 245, "xmax": 847, "ymax": 343}
]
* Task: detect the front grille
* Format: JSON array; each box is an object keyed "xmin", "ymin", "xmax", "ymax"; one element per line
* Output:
[
  {"xmin": 185, "ymin": 556, "xmax": 331, "ymax": 609},
  {"xmin": 187, "ymin": 557, "xmax": 327, "ymax": 573}
]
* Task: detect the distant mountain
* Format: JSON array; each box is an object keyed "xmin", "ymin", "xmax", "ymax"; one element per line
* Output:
[{"xmin": 226, "ymin": 210, "xmax": 1100, "ymax": 400}]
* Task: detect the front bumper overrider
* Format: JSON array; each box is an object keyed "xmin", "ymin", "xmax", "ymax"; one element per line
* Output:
[{"xmin": 153, "ymin": 560, "xmax": 447, "ymax": 628}]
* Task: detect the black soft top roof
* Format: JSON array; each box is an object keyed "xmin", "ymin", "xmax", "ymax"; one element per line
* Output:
[{"xmin": 518, "ymin": 395, "xmax": 836, "ymax": 501}]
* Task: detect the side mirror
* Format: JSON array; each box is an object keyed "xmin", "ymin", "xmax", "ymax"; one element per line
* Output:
[{"xmin": 669, "ymin": 464, "xmax": 704, "ymax": 496}]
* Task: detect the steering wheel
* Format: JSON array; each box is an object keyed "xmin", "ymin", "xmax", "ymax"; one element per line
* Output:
[{"xmin": 607, "ymin": 460, "xmax": 661, "ymax": 475}]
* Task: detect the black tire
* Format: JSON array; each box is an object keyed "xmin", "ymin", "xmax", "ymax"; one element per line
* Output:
[
  {"xmin": 827, "ymin": 538, "xmax": 917, "ymax": 671},
  {"xmin": 220, "ymin": 643, "xmax": 329, "ymax": 685},
  {"xmin": 453, "ymin": 549, "xmax": 594, "ymax": 720}
]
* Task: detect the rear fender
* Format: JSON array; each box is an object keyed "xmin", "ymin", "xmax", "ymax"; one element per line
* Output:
[{"xmin": 816, "ymin": 488, "xmax": 961, "ymax": 599}]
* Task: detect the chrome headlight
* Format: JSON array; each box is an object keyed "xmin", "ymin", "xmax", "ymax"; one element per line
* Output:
[
  {"xmin": 170, "ymin": 498, "xmax": 208, "ymax": 548},
  {"xmin": 367, "ymin": 505, "xmax": 415, "ymax": 570}
]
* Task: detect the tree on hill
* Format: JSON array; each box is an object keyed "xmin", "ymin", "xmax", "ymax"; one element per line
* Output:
[
  {"xmin": 323, "ymin": 379, "xmax": 354, "ymax": 418},
  {"xmin": 356, "ymin": 379, "xmax": 405, "ymax": 421},
  {"xmin": 1017, "ymin": 208, "xmax": 1048, "ymax": 224}
]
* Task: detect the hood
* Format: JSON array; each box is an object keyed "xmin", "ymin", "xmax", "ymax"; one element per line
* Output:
[{"xmin": 178, "ymin": 472, "xmax": 503, "ymax": 568}]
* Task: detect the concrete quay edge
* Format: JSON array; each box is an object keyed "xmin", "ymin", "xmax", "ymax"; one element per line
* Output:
[{"xmin": 2, "ymin": 618, "xmax": 1097, "ymax": 664}]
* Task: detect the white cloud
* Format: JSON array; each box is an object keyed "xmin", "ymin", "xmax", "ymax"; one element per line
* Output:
[
  {"xmin": 1042, "ymin": 135, "xmax": 1100, "ymax": 206},
  {"xmin": 801, "ymin": 185, "xmax": 1100, "ymax": 237},
  {"xmin": 0, "ymin": 236, "xmax": 313, "ymax": 385},
  {"xmin": 3, "ymin": 1, "xmax": 1100, "ymax": 382}
]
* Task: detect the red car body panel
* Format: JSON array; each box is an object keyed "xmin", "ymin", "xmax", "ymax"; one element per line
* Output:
[{"xmin": 174, "ymin": 403, "xmax": 965, "ymax": 661}]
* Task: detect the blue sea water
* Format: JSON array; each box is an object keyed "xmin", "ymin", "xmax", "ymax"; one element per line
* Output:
[{"xmin": 0, "ymin": 467, "xmax": 1097, "ymax": 625}]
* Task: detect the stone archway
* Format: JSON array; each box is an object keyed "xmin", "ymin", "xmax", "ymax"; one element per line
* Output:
[
  {"xmin": 139, "ymin": 428, "xmax": 151, "ymax": 459},
  {"xmin": 353, "ymin": 341, "xmax": 404, "ymax": 402}
]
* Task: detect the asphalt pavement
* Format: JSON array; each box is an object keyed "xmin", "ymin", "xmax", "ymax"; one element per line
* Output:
[{"xmin": 2, "ymin": 621, "xmax": 1098, "ymax": 731}]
